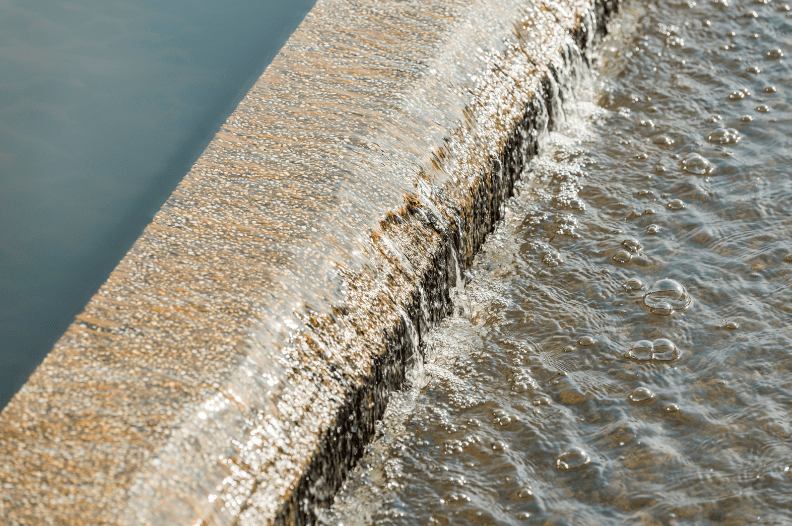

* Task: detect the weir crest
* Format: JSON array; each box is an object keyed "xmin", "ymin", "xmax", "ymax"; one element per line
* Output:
[{"xmin": 0, "ymin": 0, "xmax": 619, "ymax": 524}]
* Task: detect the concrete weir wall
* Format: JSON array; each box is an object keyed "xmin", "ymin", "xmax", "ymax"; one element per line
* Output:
[{"xmin": 0, "ymin": 0, "xmax": 618, "ymax": 524}]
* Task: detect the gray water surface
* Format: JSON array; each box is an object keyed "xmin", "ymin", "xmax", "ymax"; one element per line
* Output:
[
  {"xmin": 0, "ymin": 0, "xmax": 315, "ymax": 408},
  {"xmin": 328, "ymin": 0, "xmax": 792, "ymax": 523}
]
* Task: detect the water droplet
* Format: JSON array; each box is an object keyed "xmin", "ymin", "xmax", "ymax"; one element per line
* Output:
[
  {"xmin": 706, "ymin": 128, "xmax": 741, "ymax": 145},
  {"xmin": 764, "ymin": 86, "xmax": 777, "ymax": 93},
  {"xmin": 746, "ymin": 66, "xmax": 761, "ymax": 74},
  {"xmin": 724, "ymin": 321, "xmax": 740, "ymax": 330},
  {"xmin": 766, "ymin": 49, "xmax": 784, "ymax": 59},
  {"xmin": 621, "ymin": 238, "xmax": 643, "ymax": 252},
  {"xmin": 622, "ymin": 278, "xmax": 645, "ymax": 291},
  {"xmin": 634, "ymin": 152, "xmax": 649, "ymax": 161},
  {"xmin": 639, "ymin": 119, "xmax": 655, "ymax": 127},
  {"xmin": 645, "ymin": 224, "xmax": 660, "ymax": 235},
  {"xmin": 741, "ymin": 115, "xmax": 754, "ymax": 122},
  {"xmin": 643, "ymin": 279, "xmax": 692, "ymax": 315},
  {"xmin": 612, "ymin": 249, "xmax": 633, "ymax": 264},
  {"xmin": 784, "ymin": 254, "xmax": 792, "ymax": 262},
  {"xmin": 563, "ymin": 346, "xmax": 575, "ymax": 353},
  {"xmin": 729, "ymin": 90, "xmax": 746, "ymax": 101},
  {"xmin": 492, "ymin": 442, "xmax": 507, "ymax": 451},
  {"xmin": 578, "ymin": 336, "xmax": 596, "ymax": 347},
  {"xmin": 756, "ymin": 105, "xmax": 770, "ymax": 113},
  {"xmin": 667, "ymin": 199, "xmax": 686, "ymax": 210},
  {"xmin": 628, "ymin": 387, "xmax": 656, "ymax": 404},
  {"xmin": 555, "ymin": 447, "xmax": 591, "ymax": 471},
  {"xmin": 625, "ymin": 340, "xmax": 654, "ymax": 361},
  {"xmin": 654, "ymin": 164, "xmax": 667, "ymax": 174},
  {"xmin": 664, "ymin": 403, "xmax": 680, "ymax": 413},
  {"xmin": 653, "ymin": 135, "xmax": 674, "ymax": 146},
  {"xmin": 682, "ymin": 153, "xmax": 713, "ymax": 174},
  {"xmin": 707, "ymin": 114, "xmax": 723, "ymax": 123}
]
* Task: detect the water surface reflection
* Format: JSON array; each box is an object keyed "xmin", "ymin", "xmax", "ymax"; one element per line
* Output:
[{"xmin": 0, "ymin": 0, "xmax": 315, "ymax": 408}]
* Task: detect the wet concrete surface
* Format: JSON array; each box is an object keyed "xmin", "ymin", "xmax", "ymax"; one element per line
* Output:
[{"xmin": 0, "ymin": 0, "xmax": 618, "ymax": 524}]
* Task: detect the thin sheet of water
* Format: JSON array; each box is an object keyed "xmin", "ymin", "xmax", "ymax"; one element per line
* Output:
[{"xmin": 327, "ymin": 0, "xmax": 792, "ymax": 523}]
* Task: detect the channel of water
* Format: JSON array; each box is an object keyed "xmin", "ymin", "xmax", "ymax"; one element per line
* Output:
[{"xmin": 328, "ymin": 0, "xmax": 792, "ymax": 524}]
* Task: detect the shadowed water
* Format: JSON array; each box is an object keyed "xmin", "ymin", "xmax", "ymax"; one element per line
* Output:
[
  {"xmin": 0, "ymin": 0, "xmax": 315, "ymax": 408},
  {"xmin": 327, "ymin": 0, "xmax": 792, "ymax": 523}
]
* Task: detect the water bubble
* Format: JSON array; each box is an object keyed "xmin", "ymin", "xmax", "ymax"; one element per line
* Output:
[
  {"xmin": 612, "ymin": 249, "xmax": 633, "ymax": 264},
  {"xmin": 729, "ymin": 90, "xmax": 746, "ymax": 101},
  {"xmin": 578, "ymin": 336, "xmax": 596, "ymax": 347},
  {"xmin": 741, "ymin": 115, "xmax": 754, "ymax": 122},
  {"xmin": 645, "ymin": 224, "xmax": 660, "ymax": 235},
  {"xmin": 784, "ymin": 254, "xmax": 792, "ymax": 262},
  {"xmin": 707, "ymin": 114, "xmax": 723, "ymax": 123},
  {"xmin": 653, "ymin": 135, "xmax": 674, "ymax": 146},
  {"xmin": 652, "ymin": 338, "xmax": 678, "ymax": 361},
  {"xmin": 664, "ymin": 403, "xmax": 680, "ymax": 413},
  {"xmin": 682, "ymin": 153, "xmax": 713, "ymax": 174},
  {"xmin": 622, "ymin": 238, "xmax": 643, "ymax": 252},
  {"xmin": 756, "ymin": 105, "xmax": 770, "ymax": 113},
  {"xmin": 643, "ymin": 278, "xmax": 692, "ymax": 315},
  {"xmin": 628, "ymin": 387, "xmax": 656, "ymax": 404},
  {"xmin": 625, "ymin": 340, "xmax": 654, "ymax": 361},
  {"xmin": 492, "ymin": 442, "xmax": 507, "ymax": 451},
  {"xmin": 654, "ymin": 164, "xmax": 667, "ymax": 174},
  {"xmin": 555, "ymin": 447, "xmax": 591, "ymax": 471},
  {"xmin": 634, "ymin": 152, "xmax": 649, "ymax": 161},
  {"xmin": 623, "ymin": 278, "xmax": 645, "ymax": 291},
  {"xmin": 667, "ymin": 199, "xmax": 686, "ymax": 210},
  {"xmin": 766, "ymin": 49, "xmax": 784, "ymax": 59},
  {"xmin": 746, "ymin": 66, "xmax": 761, "ymax": 74},
  {"xmin": 706, "ymin": 128, "xmax": 740, "ymax": 145},
  {"xmin": 764, "ymin": 86, "xmax": 777, "ymax": 93},
  {"xmin": 724, "ymin": 321, "xmax": 740, "ymax": 330},
  {"xmin": 624, "ymin": 338, "xmax": 679, "ymax": 362},
  {"xmin": 639, "ymin": 119, "xmax": 655, "ymax": 127},
  {"xmin": 517, "ymin": 488, "xmax": 533, "ymax": 499}
]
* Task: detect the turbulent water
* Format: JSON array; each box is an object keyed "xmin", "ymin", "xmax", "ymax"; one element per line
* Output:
[{"xmin": 325, "ymin": 0, "xmax": 792, "ymax": 524}]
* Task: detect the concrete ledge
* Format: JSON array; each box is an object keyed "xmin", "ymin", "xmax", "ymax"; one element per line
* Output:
[{"xmin": 0, "ymin": 0, "xmax": 618, "ymax": 524}]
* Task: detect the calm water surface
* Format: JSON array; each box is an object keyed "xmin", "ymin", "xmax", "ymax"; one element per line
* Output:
[
  {"xmin": 0, "ymin": 0, "xmax": 315, "ymax": 408},
  {"xmin": 328, "ymin": 0, "xmax": 792, "ymax": 523}
]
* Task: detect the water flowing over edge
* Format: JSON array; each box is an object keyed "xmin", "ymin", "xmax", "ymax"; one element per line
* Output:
[{"xmin": 0, "ymin": 0, "xmax": 619, "ymax": 524}]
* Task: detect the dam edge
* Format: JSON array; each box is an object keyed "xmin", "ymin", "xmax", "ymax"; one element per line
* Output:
[{"xmin": 0, "ymin": 0, "xmax": 620, "ymax": 524}]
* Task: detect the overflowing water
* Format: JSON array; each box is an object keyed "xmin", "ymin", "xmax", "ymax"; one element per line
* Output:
[{"xmin": 326, "ymin": 0, "xmax": 792, "ymax": 523}]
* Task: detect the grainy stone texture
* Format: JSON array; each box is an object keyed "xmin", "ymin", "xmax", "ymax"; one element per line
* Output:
[{"xmin": 0, "ymin": 0, "xmax": 618, "ymax": 524}]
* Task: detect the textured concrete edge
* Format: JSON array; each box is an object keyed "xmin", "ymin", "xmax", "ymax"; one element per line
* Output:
[
  {"xmin": 272, "ymin": 3, "xmax": 619, "ymax": 524},
  {"xmin": 0, "ymin": 0, "xmax": 621, "ymax": 524}
]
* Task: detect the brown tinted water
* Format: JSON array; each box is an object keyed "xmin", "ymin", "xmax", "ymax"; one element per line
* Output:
[{"xmin": 326, "ymin": 0, "xmax": 792, "ymax": 524}]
